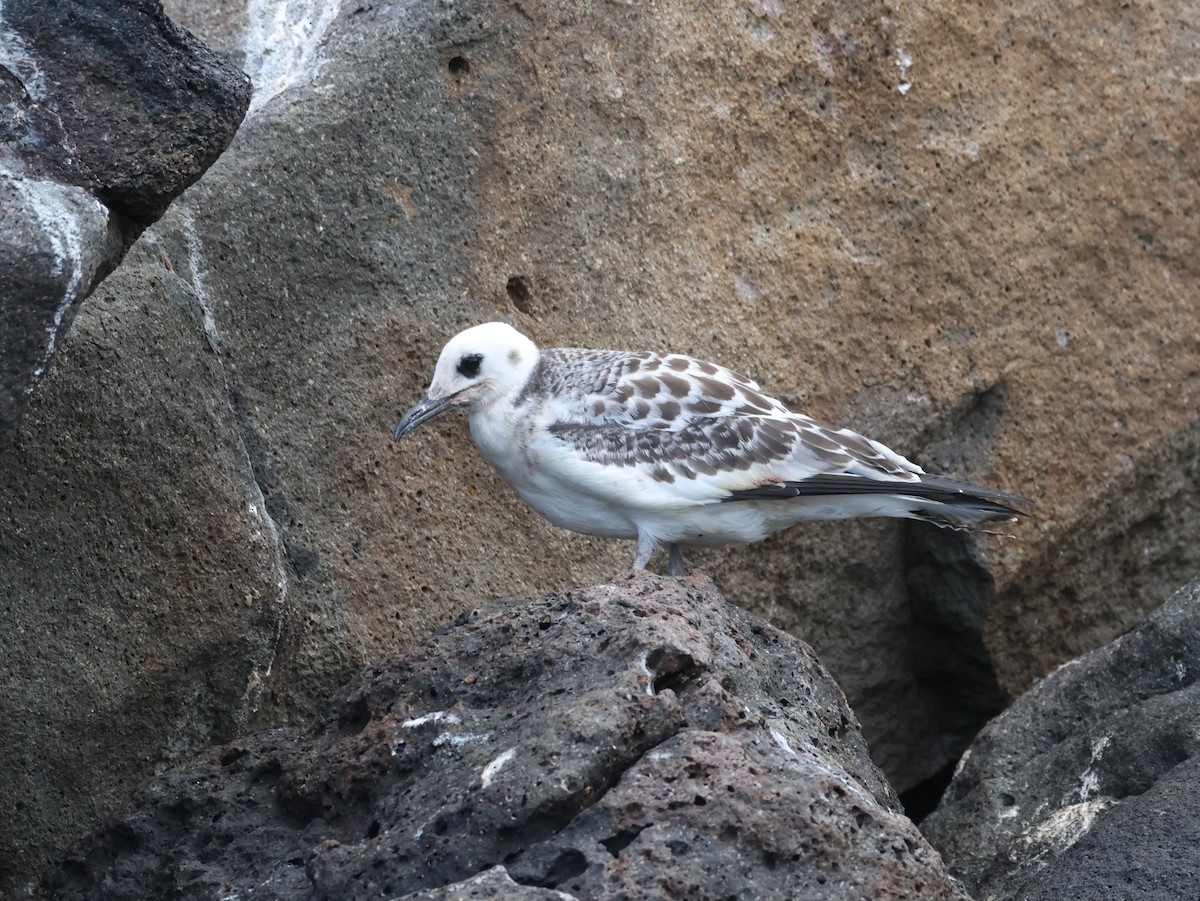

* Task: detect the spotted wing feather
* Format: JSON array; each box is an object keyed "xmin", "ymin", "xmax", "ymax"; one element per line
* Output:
[{"xmin": 532, "ymin": 348, "xmax": 926, "ymax": 490}]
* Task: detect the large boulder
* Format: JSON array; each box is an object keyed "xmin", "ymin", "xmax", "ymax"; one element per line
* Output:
[
  {"xmin": 38, "ymin": 574, "xmax": 968, "ymax": 900},
  {"xmin": 0, "ymin": 0, "xmax": 250, "ymax": 441},
  {"xmin": 0, "ymin": 0, "xmax": 250, "ymax": 889},
  {"xmin": 923, "ymin": 578, "xmax": 1200, "ymax": 899},
  {"xmin": 5, "ymin": 0, "xmax": 1200, "ymax": 889}
]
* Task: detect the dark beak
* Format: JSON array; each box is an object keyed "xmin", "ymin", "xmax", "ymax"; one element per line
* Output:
[{"xmin": 393, "ymin": 393, "xmax": 458, "ymax": 440}]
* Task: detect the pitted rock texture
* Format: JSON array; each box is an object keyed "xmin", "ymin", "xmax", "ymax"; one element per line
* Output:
[
  {"xmin": 0, "ymin": 271, "xmax": 287, "ymax": 892},
  {"xmin": 38, "ymin": 575, "xmax": 967, "ymax": 900},
  {"xmin": 0, "ymin": 0, "xmax": 249, "ymax": 886},
  {"xmin": 0, "ymin": 0, "xmax": 250, "ymax": 441},
  {"xmin": 923, "ymin": 578, "xmax": 1200, "ymax": 899}
]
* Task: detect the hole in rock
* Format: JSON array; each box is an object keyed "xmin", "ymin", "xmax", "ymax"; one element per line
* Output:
[
  {"xmin": 338, "ymin": 697, "xmax": 371, "ymax": 735},
  {"xmin": 510, "ymin": 848, "xmax": 589, "ymax": 888},
  {"xmin": 506, "ymin": 276, "xmax": 533, "ymax": 313},
  {"xmin": 646, "ymin": 647, "xmax": 702, "ymax": 695},
  {"xmin": 448, "ymin": 55, "xmax": 470, "ymax": 75},
  {"xmin": 600, "ymin": 825, "xmax": 646, "ymax": 857},
  {"xmin": 899, "ymin": 758, "xmax": 959, "ymax": 824}
]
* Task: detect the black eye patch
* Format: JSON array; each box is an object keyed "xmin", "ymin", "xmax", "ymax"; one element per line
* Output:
[{"xmin": 457, "ymin": 353, "xmax": 483, "ymax": 378}]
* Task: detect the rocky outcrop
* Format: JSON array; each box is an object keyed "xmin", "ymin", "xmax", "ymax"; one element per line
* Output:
[
  {"xmin": 39, "ymin": 574, "xmax": 967, "ymax": 900},
  {"xmin": 0, "ymin": 0, "xmax": 250, "ymax": 442},
  {"xmin": 5, "ymin": 0, "xmax": 1200, "ymax": 892},
  {"xmin": 0, "ymin": 1, "xmax": 250, "ymax": 887},
  {"xmin": 923, "ymin": 578, "xmax": 1200, "ymax": 899}
]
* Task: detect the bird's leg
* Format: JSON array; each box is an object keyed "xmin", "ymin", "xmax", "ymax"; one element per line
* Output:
[
  {"xmin": 632, "ymin": 531, "xmax": 658, "ymax": 571},
  {"xmin": 666, "ymin": 543, "xmax": 686, "ymax": 577}
]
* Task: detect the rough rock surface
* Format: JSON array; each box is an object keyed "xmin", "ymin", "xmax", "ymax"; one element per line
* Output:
[
  {"xmin": 0, "ymin": 0, "xmax": 250, "ymax": 441},
  {"xmin": 923, "ymin": 578, "xmax": 1200, "ymax": 899},
  {"xmin": 6, "ymin": 0, "xmax": 1200, "ymax": 891},
  {"xmin": 0, "ymin": 1, "xmax": 250, "ymax": 887},
  {"xmin": 39, "ymin": 574, "xmax": 967, "ymax": 900},
  {"xmin": 0, "ymin": 269, "xmax": 288, "ymax": 891}
]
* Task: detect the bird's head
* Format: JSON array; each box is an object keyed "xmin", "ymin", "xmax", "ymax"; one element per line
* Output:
[{"xmin": 393, "ymin": 322, "xmax": 539, "ymax": 439}]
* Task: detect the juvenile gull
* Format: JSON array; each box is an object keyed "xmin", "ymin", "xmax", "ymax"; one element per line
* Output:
[{"xmin": 393, "ymin": 322, "xmax": 1028, "ymax": 574}]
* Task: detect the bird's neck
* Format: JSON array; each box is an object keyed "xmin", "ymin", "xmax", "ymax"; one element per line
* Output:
[{"xmin": 468, "ymin": 362, "xmax": 540, "ymax": 472}]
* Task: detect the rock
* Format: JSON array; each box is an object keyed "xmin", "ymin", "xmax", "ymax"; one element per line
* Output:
[
  {"xmin": 0, "ymin": 1, "xmax": 250, "ymax": 887},
  {"xmin": 0, "ymin": 0, "xmax": 250, "ymax": 441},
  {"xmin": 38, "ymin": 575, "xmax": 967, "ymax": 900},
  {"xmin": 0, "ymin": 261, "xmax": 287, "ymax": 891},
  {"xmin": 0, "ymin": 177, "xmax": 124, "ymax": 440},
  {"xmin": 398, "ymin": 866, "xmax": 576, "ymax": 900},
  {"xmin": 923, "ymin": 578, "xmax": 1200, "ymax": 899}
]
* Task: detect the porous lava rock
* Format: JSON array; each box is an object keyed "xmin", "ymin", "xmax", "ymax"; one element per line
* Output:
[
  {"xmin": 40, "ymin": 574, "xmax": 967, "ymax": 900},
  {"xmin": 924, "ymin": 578, "xmax": 1200, "ymax": 899},
  {"xmin": 0, "ymin": 0, "xmax": 250, "ymax": 441}
]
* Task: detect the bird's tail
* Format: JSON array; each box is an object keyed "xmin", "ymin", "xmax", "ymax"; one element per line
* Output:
[
  {"xmin": 894, "ymin": 473, "xmax": 1030, "ymax": 528},
  {"xmin": 725, "ymin": 472, "xmax": 1032, "ymax": 530}
]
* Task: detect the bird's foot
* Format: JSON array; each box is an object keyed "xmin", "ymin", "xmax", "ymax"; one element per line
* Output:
[
  {"xmin": 632, "ymin": 531, "xmax": 658, "ymax": 571},
  {"xmin": 666, "ymin": 543, "xmax": 686, "ymax": 577}
]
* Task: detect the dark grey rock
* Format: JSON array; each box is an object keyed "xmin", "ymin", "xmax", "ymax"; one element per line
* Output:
[
  {"xmin": 924, "ymin": 578, "xmax": 1200, "ymax": 899},
  {"xmin": 38, "ymin": 574, "xmax": 968, "ymax": 900},
  {"xmin": 1015, "ymin": 757, "xmax": 1200, "ymax": 901},
  {"xmin": 0, "ymin": 0, "xmax": 249, "ymax": 441},
  {"xmin": 0, "ymin": 263, "xmax": 287, "ymax": 893},
  {"xmin": 0, "ymin": 177, "xmax": 124, "ymax": 442},
  {"xmin": 1, "ymin": 0, "xmax": 250, "ymax": 222}
]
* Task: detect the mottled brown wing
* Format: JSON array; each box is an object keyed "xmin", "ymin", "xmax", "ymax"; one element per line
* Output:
[
  {"xmin": 537, "ymin": 348, "xmax": 922, "ymax": 489},
  {"xmin": 546, "ymin": 414, "xmax": 802, "ymax": 485}
]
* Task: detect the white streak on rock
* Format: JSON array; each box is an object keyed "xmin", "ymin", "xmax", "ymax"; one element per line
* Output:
[
  {"xmin": 952, "ymin": 748, "xmax": 972, "ymax": 779},
  {"xmin": 769, "ymin": 725, "xmax": 797, "ymax": 757},
  {"xmin": 403, "ymin": 710, "xmax": 462, "ymax": 728},
  {"xmin": 243, "ymin": 0, "xmax": 342, "ymax": 114},
  {"xmin": 177, "ymin": 204, "xmax": 223, "ymax": 353},
  {"xmin": 769, "ymin": 721, "xmax": 877, "ymax": 806},
  {"xmin": 638, "ymin": 654, "xmax": 656, "ymax": 696},
  {"xmin": 0, "ymin": 0, "xmax": 48, "ymax": 102},
  {"xmin": 1020, "ymin": 798, "xmax": 1116, "ymax": 859},
  {"xmin": 481, "ymin": 747, "xmax": 517, "ymax": 787},
  {"xmin": 239, "ymin": 479, "xmax": 289, "ymax": 720},
  {"xmin": 1077, "ymin": 734, "xmax": 1110, "ymax": 802},
  {"xmin": 896, "ymin": 48, "xmax": 913, "ymax": 95},
  {"xmin": 5, "ymin": 172, "xmax": 108, "ymax": 388},
  {"xmin": 434, "ymin": 731, "xmax": 491, "ymax": 748}
]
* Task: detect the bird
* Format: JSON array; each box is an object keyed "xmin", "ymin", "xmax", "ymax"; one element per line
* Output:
[{"xmin": 393, "ymin": 322, "xmax": 1028, "ymax": 575}]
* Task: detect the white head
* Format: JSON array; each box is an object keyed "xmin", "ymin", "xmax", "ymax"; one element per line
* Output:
[{"xmin": 393, "ymin": 322, "xmax": 540, "ymax": 439}]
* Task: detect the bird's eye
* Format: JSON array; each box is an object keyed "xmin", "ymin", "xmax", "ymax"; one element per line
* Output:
[{"xmin": 457, "ymin": 353, "xmax": 483, "ymax": 378}]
